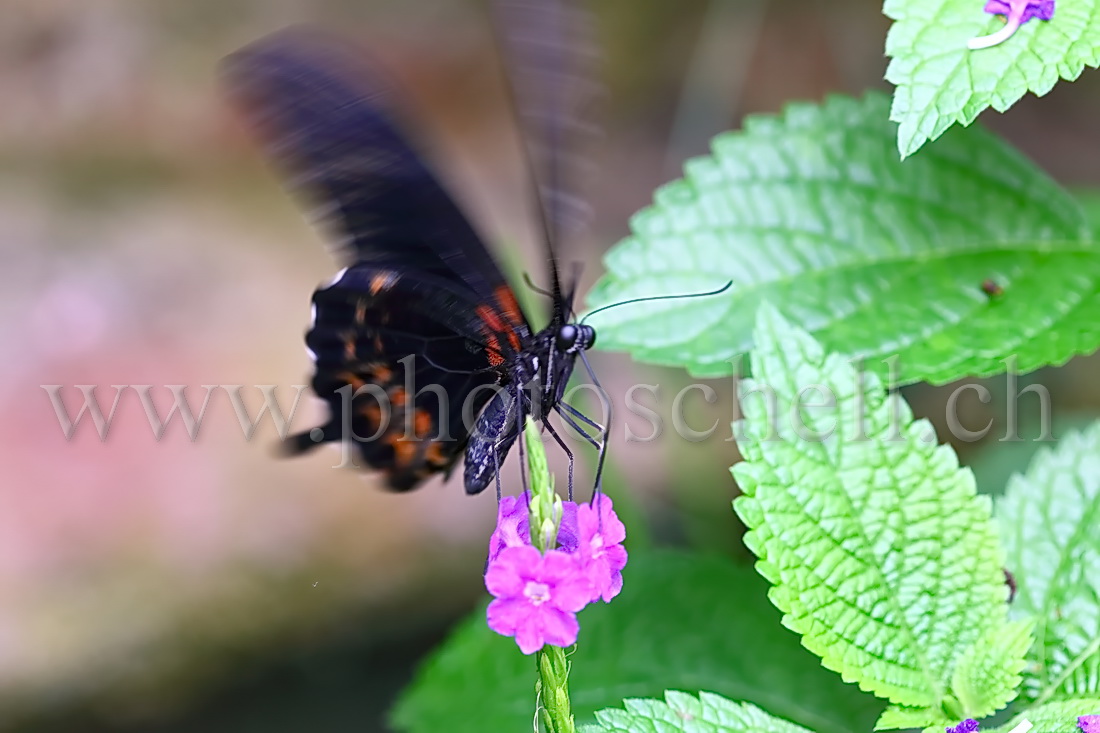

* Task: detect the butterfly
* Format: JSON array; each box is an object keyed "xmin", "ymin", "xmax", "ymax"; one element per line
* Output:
[{"xmin": 221, "ymin": 3, "xmax": 605, "ymax": 495}]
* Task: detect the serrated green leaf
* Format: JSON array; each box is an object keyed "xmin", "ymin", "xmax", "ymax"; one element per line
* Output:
[
  {"xmin": 996, "ymin": 423, "xmax": 1100, "ymax": 704},
  {"xmin": 874, "ymin": 704, "xmax": 951, "ymax": 731},
  {"xmin": 885, "ymin": 0, "xmax": 1100, "ymax": 157},
  {"xmin": 391, "ymin": 551, "xmax": 882, "ymax": 733},
  {"xmin": 952, "ymin": 619, "xmax": 1034, "ymax": 717},
  {"xmin": 586, "ymin": 93, "xmax": 1097, "ymax": 387},
  {"xmin": 731, "ymin": 304, "xmax": 1013, "ymax": 716},
  {"xmin": 586, "ymin": 691, "xmax": 817, "ymax": 733},
  {"xmin": 992, "ymin": 699, "xmax": 1100, "ymax": 733}
]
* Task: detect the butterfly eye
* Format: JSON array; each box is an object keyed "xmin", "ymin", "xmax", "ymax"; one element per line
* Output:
[
  {"xmin": 579, "ymin": 325, "xmax": 596, "ymax": 350},
  {"xmin": 555, "ymin": 324, "xmax": 578, "ymax": 351}
]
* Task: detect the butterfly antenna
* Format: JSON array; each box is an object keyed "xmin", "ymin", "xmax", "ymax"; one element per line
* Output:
[
  {"xmin": 521, "ymin": 271, "xmax": 554, "ymax": 298},
  {"xmin": 580, "ymin": 281, "xmax": 732, "ymax": 326},
  {"xmin": 564, "ymin": 261, "xmax": 583, "ymax": 321}
]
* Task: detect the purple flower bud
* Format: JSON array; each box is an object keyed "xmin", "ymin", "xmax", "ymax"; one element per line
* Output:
[
  {"xmin": 947, "ymin": 720, "xmax": 980, "ymax": 733},
  {"xmin": 487, "ymin": 491, "xmax": 579, "ymax": 563}
]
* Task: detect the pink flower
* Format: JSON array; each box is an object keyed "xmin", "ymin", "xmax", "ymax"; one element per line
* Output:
[
  {"xmin": 576, "ymin": 495, "xmax": 628, "ymax": 602},
  {"xmin": 1079, "ymin": 716, "xmax": 1100, "ymax": 733},
  {"xmin": 485, "ymin": 545, "xmax": 592, "ymax": 654},
  {"xmin": 484, "ymin": 490, "xmax": 628, "ymax": 651},
  {"xmin": 969, "ymin": 0, "xmax": 1055, "ymax": 49}
]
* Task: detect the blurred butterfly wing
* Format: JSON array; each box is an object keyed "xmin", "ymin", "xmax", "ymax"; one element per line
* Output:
[
  {"xmin": 223, "ymin": 29, "xmax": 534, "ymax": 491},
  {"xmin": 492, "ymin": 0, "xmax": 600, "ymax": 319},
  {"xmin": 222, "ymin": 28, "xmax": 527, "ymax": 322}
]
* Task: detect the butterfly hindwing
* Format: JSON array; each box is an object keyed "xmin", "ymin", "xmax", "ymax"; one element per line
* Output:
[{"xmin": 302, "ymin": 266, "xmax": 513, "ymax": 490}]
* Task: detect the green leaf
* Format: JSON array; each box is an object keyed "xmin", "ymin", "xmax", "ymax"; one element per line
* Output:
[
  {"xmin": 1076, "ymin": 189, "xmax": 1100, "ymax": 235},
  {"xmin": 731, "ymin": 304, "xmax": 1022, "ymax": 723},
  {"xmin": 885, "ymin": 0, "xmax": 1100, "ymax": 158},
  {"xmin": 874, "ymin": 704, "xmax": 950, "ymax": 732},
  {"xmin": 586, "ymin": 93, "xmax": 1096, "ymax": 386},
  {"xmin": 951, "ymin": 619, "xmax": 1034, "ymax": 717},
  {"xmin": 992, "ymin": 699, "xmax": 1100, "ymax": 733},
  {"xmin": 583, "ymin": 691, "xmax": 817, "ymax": 733},
  {"xmin": 996, "ymin": 422, "xmax": 1100, "ymax": 704},
  {"xmin": 391, "ymin": 551, "xmax": 883, "ymax": 733}
]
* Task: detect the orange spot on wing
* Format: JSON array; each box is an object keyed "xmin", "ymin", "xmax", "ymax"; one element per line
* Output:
[
  {"xmin": 494, "ymin": 285, "xmax": 525, "ymax": 328},
  {"xmin": 477, "ymin": 304, "xmax": 522, "ymax": 355},
  {"xmin": 338, "ymin": 371, "xmax": 365, "ymax": 390},
  {"xmin": 386, "ymin": 433, "xmax": 419, "ymax": 466},
  {"xmin": 476, "ymin": 304, "xmax": 506, "ymax": 334},
  {"xmin": 413, "ymin": 409, "xmax": 433, "ymax": 437},
  {"xmin": 424, "ymin": 441, "xmax": 449, "ymax": 467},
  {"xmin": 370, "ymin": 272, "xmax": 398, "ymax": 295},
  {"xmin": 367, "ymin": 363, "xmax": 393, "ymax": 383},
  {"xmin": 484, "ymin": 333, "xmax": 504, "ymax": 366},
  {"xmin": 362, "ymin": 403, "xmax": 382, "ymax": 428}
]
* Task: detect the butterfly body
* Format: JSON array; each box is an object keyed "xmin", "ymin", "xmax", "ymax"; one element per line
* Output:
[
  {"xmin": 463, "ymin": 321, "xmax": 595, "ymax": 493},
  {"xmin": 224, "ymin": 26, "xmax": 600, "ymax": 494}
]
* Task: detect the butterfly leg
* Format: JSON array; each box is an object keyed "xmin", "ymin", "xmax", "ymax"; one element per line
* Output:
[
  {"xmin": 576, "ymin": 350, "xmax": 611, "ymax": 496},
  {"xmin": 553, "ymin": 407, "xmax": 612, "ymax": 531},
  {"xmin": 493, "ymin": 439, "xmax": 503, "ymax": 503},
  {"xmin": 555, "ymin": 407, "xmax": 602, "ymax": 451},
  {"xmin": 542, "ymin": 419, "xmax": 575, "ymax": 501},
  {"xmin": 514, "ymin": 380, "xmax": 531, "ymax": 498},
  {"xmin": 558, "ymin": 400, "xmax": 604, "ymax": 441}
]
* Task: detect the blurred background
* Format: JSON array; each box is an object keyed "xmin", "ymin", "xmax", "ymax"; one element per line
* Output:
[{"xmin": 3, "ymin": 1, "xmax": 1100, "ymax": 730}]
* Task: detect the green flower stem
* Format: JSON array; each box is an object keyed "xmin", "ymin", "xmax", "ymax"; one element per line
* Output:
[
  {"xmin": 523, "ymin": 418, "xmax": 575, "ymax": 733},
  {"xmin": 536, "ymin": 644, "xmax": 575, "ymax": 733}
]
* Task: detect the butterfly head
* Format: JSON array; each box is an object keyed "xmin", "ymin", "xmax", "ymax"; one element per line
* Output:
[{"xmin": 554, "ymin": 322, "xmax": 595, "ymax": 353}]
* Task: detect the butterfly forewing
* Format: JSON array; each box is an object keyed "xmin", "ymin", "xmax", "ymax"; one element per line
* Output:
[{"xmin": 222, "ymin": 29, "xmax": 524, "ymax": 311}]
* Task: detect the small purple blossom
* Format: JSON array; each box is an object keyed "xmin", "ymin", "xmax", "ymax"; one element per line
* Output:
[
  {"xmin": 969, "ymin": 0, "xmax": 1055, "ymax": 50},
  {"xmin": 985, "ymin": 0, "xmax": 1054, "ymax": 22},
  {"xmin": 947, "ymin": 720, "xmax": 979, "ymax": 733},
  {"xmin": 1079, "ymin": 715, "xmax": 1100, "ymax": 733},
  {"xmin": 485, "ymin": 545, "xmax": 592, "ymax": 654},
  {"xmin": 576, "ymin": 495, "xmax": 628, "ymax": 602}
]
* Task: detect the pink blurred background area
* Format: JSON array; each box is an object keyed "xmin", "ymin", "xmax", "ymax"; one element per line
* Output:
[{"xmin": 2, "ymin": 1, "xmax": 1099, "ymax": 731}]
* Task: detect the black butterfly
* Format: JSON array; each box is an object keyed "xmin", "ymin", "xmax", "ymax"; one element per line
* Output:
[{"xmin": 222, "ymin": 4, "xmax": 605, "ymax": 495}]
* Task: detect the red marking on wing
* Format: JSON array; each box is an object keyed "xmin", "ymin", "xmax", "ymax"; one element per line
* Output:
[
  {"xmin": 484, "ymin": 333, "xmax": 504, "ymax": 366},
  {"xmin": 477, "ymin": 304, "xmax": 522, "ymax": 354},
  {"xmin": 494, "ymin": 285, "xmax": 526, "ymax": 329}
]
